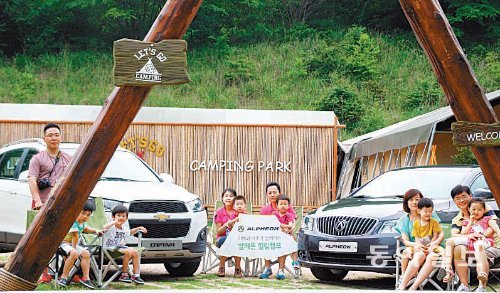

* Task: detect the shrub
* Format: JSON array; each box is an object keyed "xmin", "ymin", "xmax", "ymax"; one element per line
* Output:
[
  {"xmin": 340, "ymin": 26, "xmax": 381, "ymax": 80},
  {"xmin": 452, "ymin": 147, "xmax": 478, "ymax": 165},
  {"xmin": 354, "ymin": 106, "xmax": 388, "ymax": 135},
  {"xmin": 223, "ymin": 58, "xmax": 255, "ymax": 86},
  {"xmin": 404, "ymin": 78, "xmax": 443, "ymax": 111},
  {"xmin": 317, "ymin": 87, "xmax": 363, "ymax": 126}
]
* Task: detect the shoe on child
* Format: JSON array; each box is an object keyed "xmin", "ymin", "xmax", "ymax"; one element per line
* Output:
[
  {"xmin": 79, "ymin": 278, "xmax": 96, "ymax": 290},
  {"xmin": 131, "ymin": 274, "xmax": 145, "ymax": 285},
  {"xmin": 119, "ymin": 272, "xmax": 132, "ymax": 283},
  {"xmin": 234, "ymin": 268, "xmax": 243, "ymax": 278},
  {"xmin": 259, "ymin": 267, "xmax": 272, "ymax": 279},
  {"xmin": 292, "ymin": 261, "xmax": 300, "ymax": 269},
  {"xmin": 456, "ymin": 284, "xmax": 470, "ymax": 292},
  {"xmin": 276, "ymin": 269, "xmax": 286, "ymax": 280},
  {"xmin": 56, "ymin": 278, "xmax": 68, "ymax": 287}
]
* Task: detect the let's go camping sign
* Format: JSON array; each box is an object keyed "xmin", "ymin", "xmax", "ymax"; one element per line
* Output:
[{"xmin": 113, "ymin": 38, "xmax": 190, "ymax": 86}]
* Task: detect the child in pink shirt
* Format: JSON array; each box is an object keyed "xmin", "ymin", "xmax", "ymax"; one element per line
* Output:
[
  {"xmin": 274, "ymin": 196, "xmax": 295, "ymax": 235},
  {"xmin": 271, "ymin": 194, "xmax": 296, "ymax": 280}
]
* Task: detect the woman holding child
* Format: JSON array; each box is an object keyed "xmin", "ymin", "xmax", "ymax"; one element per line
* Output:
[
  {"xmin": 214, "ymin": 188, "xmax": 243, "ymax": 277},
  {"xmin": 396, "ymin": 189, "xmax": 444, "ymax": 290}
]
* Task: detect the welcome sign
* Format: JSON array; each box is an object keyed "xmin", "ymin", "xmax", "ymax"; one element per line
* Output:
[
  {"xmin": 452, "ymin": 121, "xmax": 500, "ymax": 147},
  {"xmin": 113, "ymin": 38, "xmax": 190, "ymax": 86},
  {"xmin": 218, "ymin": 214, "xmax": 297, "ymax": 259}
]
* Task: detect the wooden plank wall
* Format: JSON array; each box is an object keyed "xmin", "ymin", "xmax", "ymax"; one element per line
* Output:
[{"xmin": 0, "ymin": 121, "xmax": 334, "ymax": 207}]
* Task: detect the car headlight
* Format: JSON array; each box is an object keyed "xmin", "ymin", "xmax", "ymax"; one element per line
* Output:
[
  {"xmin": 102, "ymin": 198, "xmax": 125, "ymax": 213},
  {"xmin": 301, "ymin": 216, "xmax": 314, "ymax": 230},
  {"xmin": 379, "ymin": 220, "xmax": 398, "ymax": 234},
  {"xmin": 187, "ymin": 198, "xmax": 204, "ymax": 212}
]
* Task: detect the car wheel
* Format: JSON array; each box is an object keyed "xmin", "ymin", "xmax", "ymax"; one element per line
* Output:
[
  {"xmin": 164, "ymin": 261, "xmax": 200, "ymax": 277},
  {"xmin": 310, "ymin": 267, "xmax": 348, "ymax": 281}
]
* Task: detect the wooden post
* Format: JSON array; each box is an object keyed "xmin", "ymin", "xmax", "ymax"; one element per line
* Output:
[
  {"xmin": 332, "ymin": 116, "xmax": 346, "ymax": 202},
  {"xmin": 0, "ymin": 0, "xmax": 203, "ymax": 290},
  {"xmin": 398, "ymin": 0, "xmax": 500, "ymax": 203}
]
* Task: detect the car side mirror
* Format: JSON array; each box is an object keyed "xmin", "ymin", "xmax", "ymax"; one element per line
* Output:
[
  {"xmin": 159, "ymin": 173, "xmax": 174, "ymax": 184},
  {"xmin": 473, "ymin": 188, "xmax": 493, "ymax": 199},
  {"xmin": 18, "ymin": 170, "xmax": 29, "ymax": 183}
]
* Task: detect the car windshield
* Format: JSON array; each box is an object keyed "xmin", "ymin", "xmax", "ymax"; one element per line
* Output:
[
  {"xmin": 61, "ymin": 147, "xmax": 160, "ymax": 182},
  {"xmin": 351, "ymin": 168, "xmax": 474, "ymax": 200}
]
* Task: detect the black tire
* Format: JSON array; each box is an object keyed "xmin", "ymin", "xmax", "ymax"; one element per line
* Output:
[
  {"xmin": 164, "ymin": 261, "xmax": 200, "ymax": 277},
  {"xmin": 310, "ymin": 267, "xmax": 348, "ymax": 281}
]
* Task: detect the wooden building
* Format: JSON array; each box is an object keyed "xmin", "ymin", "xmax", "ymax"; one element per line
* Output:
[{"xmin": 0, "ymin": 105, "xmax": 338, "ymax": 210}]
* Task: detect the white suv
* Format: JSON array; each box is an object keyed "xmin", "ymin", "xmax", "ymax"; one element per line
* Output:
[{"xmin": 0, "ymin": 139, "xmax": 207, "ymax": 277}]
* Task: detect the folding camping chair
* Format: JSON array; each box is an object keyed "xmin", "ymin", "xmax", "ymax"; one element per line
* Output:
[
  {"xmin": 27, "ymin": 208, "xmax": 98, "ymax": 289},
  {"xmin": 447, "ymin": 250, "xmax": 500, "ymax": 292},
  {"xmin": 394, "ymin": 235, "xmax": 450, "ymax": 290},
  {"xmin": 83, "ymin": 197, "xmax": 144, "ymax": 289},
  {"xmin": 200, "ymin": 200, "xmax": 254, "ymax": 275},
  {"xmin": 252, "ymin": 206, "xmax": 303, "ymax": 278}
]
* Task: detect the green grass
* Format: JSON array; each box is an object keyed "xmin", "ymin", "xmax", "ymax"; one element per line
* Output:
[{"xmin": 0, "ymin": 27, "xmax": 497, "ymax": 138}]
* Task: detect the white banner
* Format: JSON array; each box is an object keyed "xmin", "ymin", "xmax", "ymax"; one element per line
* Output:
[{"xmin": 218, "ymin": 214, "xmax": 297, "ymax": 259}]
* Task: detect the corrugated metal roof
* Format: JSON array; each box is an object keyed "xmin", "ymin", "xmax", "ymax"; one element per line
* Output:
[
  {"xmin": 0, "ymin": 104, "xmax": 336, "ymax": 126},
  {"xmin": 341, "ymin": 89, "xmax": 500, "ymax": 151}
]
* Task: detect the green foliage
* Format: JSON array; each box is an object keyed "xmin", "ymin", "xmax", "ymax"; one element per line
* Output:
[
  {"xmin": 317, "ymin": 87, "xmax": 363, "ymax": 126},
  {"xmin": 355, "ymin": 105, "xmax": 388, "ymax": 135},
  {"xmin": 223, "ymin": 58, "xmax": 255, "ymax": 86},
  {"xmin": 0, "ymin": 28, "xmax": 497, "ymax": 139},
  {"xmin": 452, "ymin": 147, "xmax": 478, "ymax": 164},
  {"xmin": 340, "ymin": 26, "xmax": 381, "ymax": 79},
  {"xmin": 303, "ymin": 26, "xmax": 380, "ymax": 80},
  {"xmin": 404, "ymin": 77, "xmax": 443, "ymax": 111},
  {"xmin": 442, "ymin": 0, "xmax": 499, "ymax": 41},
  {"xmin": 303, "ymin": 39, "xmax": 339, "ymax": 79}
]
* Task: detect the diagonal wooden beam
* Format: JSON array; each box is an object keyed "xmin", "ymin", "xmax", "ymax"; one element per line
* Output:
[
  {"xmin": 398, "ymin": 0, "xmax": 500, "ymax": 203},
  {"xmin": 1, "ymin": 0, "xmax": 203, "ymax": 289}
]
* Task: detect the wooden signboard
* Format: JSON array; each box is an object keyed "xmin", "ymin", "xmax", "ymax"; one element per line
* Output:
[
  {"xmin": 452, "ymin": 121, "xmax": 500, "ymax": 147},
  {"xmin": 114, "ymin": 38, "xmax": 190, "ymax": 86}
]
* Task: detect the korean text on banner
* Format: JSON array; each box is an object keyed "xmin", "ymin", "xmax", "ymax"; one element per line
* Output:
[{"xmin": 218, "ymin": 214, "xmax": 297, "ymax": 259}]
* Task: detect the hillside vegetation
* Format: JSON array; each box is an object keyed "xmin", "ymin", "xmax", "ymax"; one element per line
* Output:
[{"xmin": 0, "ymin": 1, "xmax": 498, "ymax": 138}]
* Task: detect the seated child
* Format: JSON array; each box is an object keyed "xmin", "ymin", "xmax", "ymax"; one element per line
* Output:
[
  {"xmin": 103, "ymin": 205, "xmax": 147, "ymax": 284},
  {"xmin": 233, "ymin": 195, "xmax": 247, "ymax": 217},
  {"xmin": 225, "ymin": 195, "xmax": 247, "ymax": 236},
  {"xmin": 268, "ymin": 194, "xmax": 296, "ymax": 280},
  {"xmin": 398, "ymin": 198, "xmax": 444, "ymax": 290},
  {"xmin": 442, "ymin": 198, "xmax": 500, "ymax": 285},
  {"xmin": 57, "ymin": 201, "xmax": 102, "ymax": 289}
]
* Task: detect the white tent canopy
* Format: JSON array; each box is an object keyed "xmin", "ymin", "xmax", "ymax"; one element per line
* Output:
[{"xmin": 337, "ymin": 89, "xmax": 500, "ymax": 198}]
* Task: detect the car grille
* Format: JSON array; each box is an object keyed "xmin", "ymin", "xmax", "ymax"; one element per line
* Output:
[
  {"xmin": 129, "ymin": 201, "xmax": 188, "ymax": 213},
  {"xmin": 309, "ymin": 252, "xmax": 396, "ymax": 267},
  {"xmin": 129, "ymin": 219, "xmax": 191, "ymax": 239},
  {"xmin": 316, "ymin": 216, "xmax": 377, "ymax": 236}
]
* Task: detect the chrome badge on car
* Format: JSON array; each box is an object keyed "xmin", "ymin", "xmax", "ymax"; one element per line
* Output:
[
  {"xmin": 154, "ymin": 212, "xmax": 170, "ymax": 222},
  {"xmin": 335, "ymin": 219, "xmax": 349, "ymax": 232}
]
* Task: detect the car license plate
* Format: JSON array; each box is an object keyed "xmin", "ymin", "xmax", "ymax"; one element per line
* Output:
[
  {"xmin": 319, "ymin": 241, "xmax": 358, "ymax": 253},
  {"xmin": 142, "ymin": 239, "xmax": 182, "ymax": 251}
]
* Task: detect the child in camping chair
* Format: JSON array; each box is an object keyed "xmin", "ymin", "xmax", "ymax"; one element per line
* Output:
[
  {"xmin": 398, "ymin": 198, "xmax": 444, "ymax": 290},
  {"xmin": 103, "ymin": 205, "xmax": 147, "ymax": 284},
  {"xmin": 57, "ymin": 201, "xmax": 102, "ymax": 289}
]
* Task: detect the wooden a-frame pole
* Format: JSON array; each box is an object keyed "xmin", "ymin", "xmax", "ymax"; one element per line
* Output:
[
  {"xmin": 399, "ymin": 0, "xmax": 500, "ymax": 203},
  {"xmin": 0, "ymin": 0, "xmax": 203, "ymax": 290}
]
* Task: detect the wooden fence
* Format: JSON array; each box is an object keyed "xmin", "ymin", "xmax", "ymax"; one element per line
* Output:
[{"xmin": 0, "ymin": 120, "xmax": 336, "ymax": 207}]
